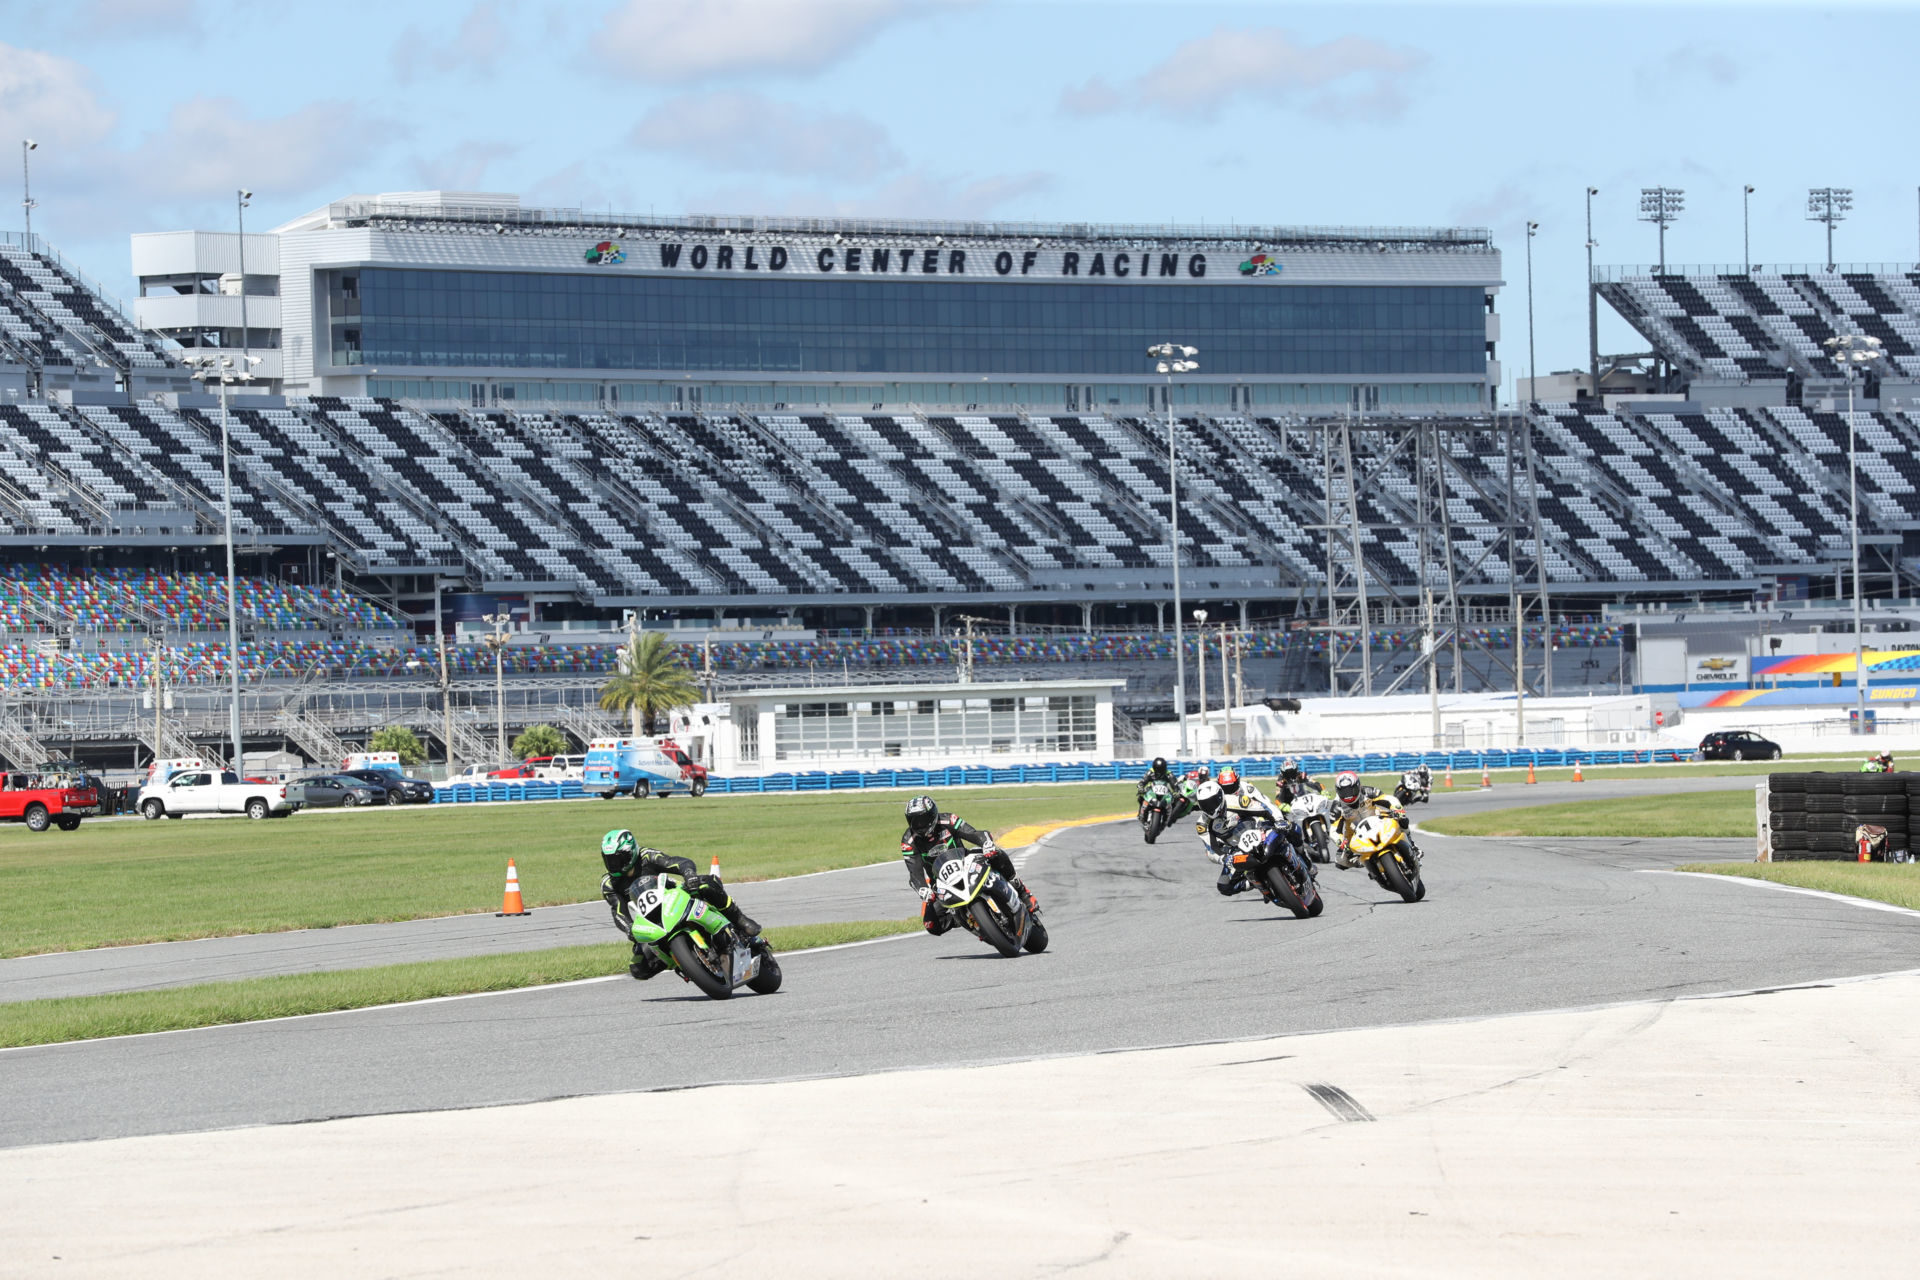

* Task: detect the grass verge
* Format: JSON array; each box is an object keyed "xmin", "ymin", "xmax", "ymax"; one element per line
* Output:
[
  {"xmin": 0, "ymin": 918, "xmax": 918, "ymax": 1049},
  {"xmin": 1424, "ymin": 789, "xmax": 1755, "ymax": 838},
  {"xmin": 0, "ymin": 782, "xmax": 1133, "ymax": 957},
  {"xmin": 1676, "ymin": 861, "xmax": 1920, "ymax": 912}
]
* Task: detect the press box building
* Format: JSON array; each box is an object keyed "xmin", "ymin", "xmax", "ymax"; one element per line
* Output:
[{"xmin": 131, "ymin": 192, "xmax": 1504, "ymax": 414}]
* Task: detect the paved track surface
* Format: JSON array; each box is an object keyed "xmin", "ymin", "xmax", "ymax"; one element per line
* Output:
[
  {"xmin": 6, "ymin": 779, "xmax": 1917, "ymax": 1149},
  {"xmin": 0, "ymin": 771, "xmax": 1764, "ymax": 1002}
]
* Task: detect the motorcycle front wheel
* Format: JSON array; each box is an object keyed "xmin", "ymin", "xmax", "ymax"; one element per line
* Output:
[
  {"xmin": 970, "ymin": 898, "xmax": 1025, "ymax": 957},
  {"xmin": 1143, "ymin": 810, "xmax": 1165, "ymax": 844},
  {"xmin": 1305, "ymin": 819, "xmax": 1331, "ymax": 864},
  {"xmin": 1376, "ymin": 847, "xmax": 1423, "ymax": 904},
  {"xmin": 668, "ymin": 932, "xmax": 734, "ymax": 999}
]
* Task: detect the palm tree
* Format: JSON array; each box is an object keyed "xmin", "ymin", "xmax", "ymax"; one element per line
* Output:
[{"xmin": 598, "ymin": 631, "xmax": 701, "ymax": 737}]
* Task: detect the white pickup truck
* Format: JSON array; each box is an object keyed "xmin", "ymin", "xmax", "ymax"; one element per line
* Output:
[{"xmin": 137, "ymin": 766, "xmax": 297, "ymax": 821}]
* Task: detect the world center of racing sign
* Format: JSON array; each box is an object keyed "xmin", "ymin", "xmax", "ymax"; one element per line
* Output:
[{"xmin": 591, "ymin": 238, "xmax": 1238, "ymax": 282}]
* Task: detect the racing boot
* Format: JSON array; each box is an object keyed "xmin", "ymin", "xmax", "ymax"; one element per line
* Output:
[
  {"xmin": 1011, "ymin": 876, "xmax": 1041, "ymax": 916},
  {"xmin": 628, "ymin": 943, "xmax": 665, "ymax": 981},
  {"xmin": 721, "ymin": 902, "xmax": 762, "ymax": 939}
]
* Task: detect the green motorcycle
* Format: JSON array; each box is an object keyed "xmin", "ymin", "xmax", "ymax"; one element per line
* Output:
[
  {"xmin": 1139, "ymin": 779, "xmax": 1175, "ymax": 844},
  {"xmin": 625, "ymin": 873, "xmax": 781, "ymax": 1000}
]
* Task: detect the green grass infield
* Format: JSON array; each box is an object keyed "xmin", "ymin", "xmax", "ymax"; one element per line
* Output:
[
  {"xmin": 0, "ymin": 918, "xmax": 919, "ymax": 1049},
  {"xmin": 1423, "ymin": 789, "xmax": 1754, "ymax": 838},
  {"xmin": 0, "ymin": 781, "xmax": 1134, "ymax": 957},
  {"xmin": 1676, "ymin": 861, "xmax": 1920, "ymax": 913}
]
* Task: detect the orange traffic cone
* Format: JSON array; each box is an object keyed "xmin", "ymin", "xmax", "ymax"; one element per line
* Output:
[
  {"xmin": 497, "ymin": 859, "xmax": 531, "ymax": 917},
  {"xmin": 1526, "ymin": 760, "xmax": 1537, "ymax": 785},
  {"xmin": 1572, "ymin": 759, "xmax": 1585, "ymax": 783},
  {"xmin": 709, "ymin": 851, "xmax": 722, "ymax": 880},
  {"xmin": 1480, "ymin": 764, "xmax": 1492, "ymax": 789},
  {"xmin": 1444, "ymin": 766, "xmax": 1454, "ymax": 789}
]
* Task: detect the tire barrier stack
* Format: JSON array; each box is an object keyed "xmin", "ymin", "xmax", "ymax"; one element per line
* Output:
[{"xmin": 1766, "ymin": 773, "xmax": 1913, "ymax": 861}]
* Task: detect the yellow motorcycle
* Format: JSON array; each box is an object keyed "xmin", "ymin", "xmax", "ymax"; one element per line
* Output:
[{"xmin": 1343, "ymin": 798, "xmax": 1426, "ymax": 903}]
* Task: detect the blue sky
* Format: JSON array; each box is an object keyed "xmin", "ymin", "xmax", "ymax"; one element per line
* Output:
[{"xmin": 3, "ymin": 0, "xmax": 1918, "ymax": 394}]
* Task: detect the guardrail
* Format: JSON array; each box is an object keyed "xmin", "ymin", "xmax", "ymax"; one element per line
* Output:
[{"xmin": 427, "ymin": 747, "xmax": 1694, "ymax": 804}]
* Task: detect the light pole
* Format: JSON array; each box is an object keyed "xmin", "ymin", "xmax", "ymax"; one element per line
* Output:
[
  {"xmin": 1808, "ymin": 187, "xmax": 1852, "ymax": 272},
  {"xmin": 1148, "ymin": 342, "xmax": 1198, "ymax": 753},
  {"xmin": 1824, "ymin": 333, "xmax": 1884, "ymax": 733},
  {"xmin": 1192, "ymin": 608, "xmax": 1209, "ymax": 755},
  {"xmin": 20, "ymin": 140, "xmax": 36, "ymax": 238},
  {"xmin": 1586, "ymin": 187, "xmax": 1599, "ymax": 395},
  {"xmin": 1639, "ymin": 187, "xmax": 1685, "ymax": 273},
  {"xmin": 1743, "ymin": 185, "xmax": 1755, "ymax": 272},
  {"xmin": 185, "ymin": 350, "xmax": 260, "ymax": 769},
  {"xmin": 1525, "ymin": 220, "xmax": 1539, "ymax": 404},
  {"xmin": 236, "ymin": 189, "xmax": 252, "ymax": 382},
  {"xmin": 482, "ymin": 611, "xmax": 512, "ymax": 761}
]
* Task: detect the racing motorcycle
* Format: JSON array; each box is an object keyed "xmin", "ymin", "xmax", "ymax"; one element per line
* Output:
[
  {"xmin": 1392, "ymin": 765, "xmax": 1433, "ymax": 807},
  {"xmin": 933, "ymin": 846, "xmax": 1049, "ymax": 957},
  {"xmin": 1139, "ymin": 779, "xmax": 1175, "ymax": 844},
  {"xmin": 1287, "ymin": 790, "xmax": 1336, "ymax": 864},
  {"xmin": 1222, "ymin": 816, "xmax": 1323, "ymax": 919},
  {"xmin": 624, "ymin": 873, "xmax": 782, "ymax": 999},
  {"xmin": 1167, "ymin": 777, "xmax": 1199, "ymax": 824},
  {"xmin": 1345, "ymin": 799, "xmax": 1426, "ymax": 903}
]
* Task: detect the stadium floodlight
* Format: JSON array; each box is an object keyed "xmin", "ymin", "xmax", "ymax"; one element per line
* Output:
[
  {"xmin": 1148, "ymin": 342, "xmax": 1199, "ymax": 752},
  {"xmin": 1825, "ymin": 332, "xmax": 1885, "ymax": 733},
  {"xmin": 1525, "ymin": 222, "xmax": 1539, "ymax": 407},
  {"xmin": 481, "ymin": 612, "xmax": 515, "ymax": 762},
  {"xmin": 20, "ymin": 139, "xmax": 37, "ymax": 240},
  {"xmin": 1807, "ymin": 187, "xmax": 1853, "ymax": 271},
  {"xmin": 1586, "ymin": 188, "xmax": 1600, "ymax": 391},
  {"xmin": 1743, "ymin": 185, "xmax": 1755, "ymax": 272},
  {"xmin": 1638, "ymin": 187, "xmax": 1684, "ymax": 272},
  {"xmin": 184, "ymin": 350, "xmax": 256, "ymax": 770}
]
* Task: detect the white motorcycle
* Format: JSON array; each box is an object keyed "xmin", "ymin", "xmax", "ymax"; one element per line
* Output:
[
  {"xmin": 1393, "ymin": 767, "xmax": 1432, "ymax": 807},
  {"xmin": 932, "ymin": 847, "xmax": 1049, "ymax": 958},
  {"xmin": 1287, "ymin": 791, "xmax": 1337, "ymax": 864}
]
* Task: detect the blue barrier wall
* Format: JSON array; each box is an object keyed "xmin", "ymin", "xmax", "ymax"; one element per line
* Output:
[{"xmin": 430, "ymin": 749, "xmax": 1690, "ymax": 804}]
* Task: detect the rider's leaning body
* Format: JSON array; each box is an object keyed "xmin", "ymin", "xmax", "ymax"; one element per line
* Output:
[
  {"xmin": 599, "ymin": 828, "xmax": 762, "ymax": 980},
  {"xmin": 1190, "ymin": 780, "xmax": 1296, "ymax": 898},
  {"xmin": 900, "ymin": 794, "xmax": 1040, "ymax": 935},
  {"xmin": 1273, "ymin": 757, "xmax": 1324, "ymax": 808}
]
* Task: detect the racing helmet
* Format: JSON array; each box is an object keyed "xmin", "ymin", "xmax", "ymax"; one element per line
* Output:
[
  {"xmin": 1190, "ymin": 764, "xmax": 1212, "ymax": 782},
  {"xmin": 905, "ymin": 794, "xmax": 939, "ymax": 834},
  {"xmin": 1880, "ymin": 752, "xmax": 1895, "ymax": 768},
  {"xmin": 1278, "ymin": 756, "xmax": 1301, "ymax": 780},
  {"xmin": 1152, "ymin": 756, "xmax": 1168, "ymax": 775},
  {"xmin": 600, "ymin": 828, "xmax": 638, "ymax": 876},
  {"xmin": 1194, "ymin": 780, "xmax": 1225, "ymax": 814},
  {"xmin": 1218, "ymin": 767, "xmax": 1241, "ymax": 794},
  {"xmin": 1334, "ymin": 771, "xmax": 1361, "ymax": 805}
]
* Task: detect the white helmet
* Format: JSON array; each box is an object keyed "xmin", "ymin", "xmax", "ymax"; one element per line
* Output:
[{"xmin": 1195, "ymin": 780, "xmax": 1224, "ymax": 814}]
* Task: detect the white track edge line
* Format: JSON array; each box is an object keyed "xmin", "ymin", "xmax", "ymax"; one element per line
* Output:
[{"xmin": 1639, "ymin": 868, "xmax": 1920, "ymax": 919}]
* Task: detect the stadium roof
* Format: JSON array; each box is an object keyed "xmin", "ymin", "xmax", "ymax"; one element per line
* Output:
[{"xmin": 274, "ymin": 191, "xmax": 1493, "ymax": 255}]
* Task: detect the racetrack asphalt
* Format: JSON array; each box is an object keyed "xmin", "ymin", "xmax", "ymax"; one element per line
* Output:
[
  {"xmin": 5, "ymin": 769, "xmax": 1917, "ymax": 1150},
  {"xmin": 0, "ymin": 771, "xmax": 1760, "ymax": 1003}
]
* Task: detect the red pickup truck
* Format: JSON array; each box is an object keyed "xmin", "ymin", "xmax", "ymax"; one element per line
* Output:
[{"xmin": 0, "ymin": 770, "xmax": 101, "ymax": 832}]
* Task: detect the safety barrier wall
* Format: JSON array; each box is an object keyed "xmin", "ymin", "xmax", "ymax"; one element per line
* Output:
[
  {"xmin": 429, "ymin": 748, "xmax": 1692, "ymax": 804},
  {"xmin": 1762, "ymin": 772, "xmax": 1918, "ymax": 861}
]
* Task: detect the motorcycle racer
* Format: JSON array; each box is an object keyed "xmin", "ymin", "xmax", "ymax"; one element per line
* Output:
[
  {"xmin": 1327, "ymin": 770, "xmax": 1385, "ymax": 869},
  {"xmin": 600, "ymin": 828, "xmax": 763, "ymax": 980},
  {"xmin": 901, "ymin": 794, "xmax": 1040, "ymax": 935},
  {"xmin": 1136, "ymin": 756, "xmax": 1176, "ymax": 814},
  {"xmin": 1274, "ymin": 757, "xmax": 1324, "ymax": 807}
]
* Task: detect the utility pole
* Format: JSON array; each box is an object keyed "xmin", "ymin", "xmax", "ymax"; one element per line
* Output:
[
  {"xmin": 1219, "ymin": 619, "xmax": 1231, "ymax": 752},
  {"xmin": 1586, "ymin": 188, "xmax": 1599, "ymax": 395},
  {"xmin": 434, "ymin": 578, "xmax": 453, "ymax": 779},
  {"xmin": 1193, "ymin": 609, "xmax": 1209, "ymax": 754},
  {"xmin": 20, "ymin": 140, "xmax": 36, "ymax": 239}
]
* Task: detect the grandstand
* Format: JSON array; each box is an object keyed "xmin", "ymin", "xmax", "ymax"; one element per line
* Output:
[{"xmin": 1, "ymin": 211, "xmax": 1917, "ymax": 769}]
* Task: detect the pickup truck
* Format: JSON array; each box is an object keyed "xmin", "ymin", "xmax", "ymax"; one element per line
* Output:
[
  {"xmin": 137, "ymin": 768, "xmax": 296, "ymax": 821},
  {"xmin": 0, "ymin": 769, "xmax": 101, "ymax": 832}
]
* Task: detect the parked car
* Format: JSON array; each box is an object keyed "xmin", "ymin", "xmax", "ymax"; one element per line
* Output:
[
  {"xmin": 285, "ymin": 774, "xmax": 379, "ymax": 809},
  {"xmin": 339, "ymin": 768, "xmax": 436, "ymax": 805},
  {"xmin": 451, "ymin": 761, "xmax": 534, "ymax": 782},
  {"xmin": 527, "ymin": 754, "xmax": 585, "ymax": 783},
  {"xmin": 0, "ymin": 768, "xmax": 101, "ymax": 832},
  {"xmin": 137, "ymin": 768, "xmax": 297, "ymax": 820},
  {"xmin": 1697, "ymin": 730, "xmax": 1783, "ymax": 761}
]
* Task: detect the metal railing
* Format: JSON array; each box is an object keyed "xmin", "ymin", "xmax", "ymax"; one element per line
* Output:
[{"xmin": 1595, "ymin": 262, "xmax": 1920, "ymax": 281}]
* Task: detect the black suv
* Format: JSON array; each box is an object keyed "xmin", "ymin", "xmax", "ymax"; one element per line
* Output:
[
  {"xmin": 340, "ymin": 768, "xmax": 437, "ymax": 805},
  {"xmin": 1697, "ymin": 730, "xmax": 1782, "ymax": 761}
]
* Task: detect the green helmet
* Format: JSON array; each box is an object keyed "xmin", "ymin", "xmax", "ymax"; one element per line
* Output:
[{"xmin": 601, "ymin": 828, "xmax": 638, "ymax": 875}]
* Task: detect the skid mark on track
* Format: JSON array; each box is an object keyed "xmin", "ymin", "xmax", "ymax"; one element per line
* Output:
[{"xmin": 1303, "ymin": 1082, "xmax": 1375, "ymax": 1122}]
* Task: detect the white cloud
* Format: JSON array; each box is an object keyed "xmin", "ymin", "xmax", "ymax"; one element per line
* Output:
[
  {"xmin": 393, "ymin": 1, "xmax": 512, "ymax": 83},
  {"xmin": 125, "ymin": 97, "xmax": 386, "ymax": 201},
  {"xmin": 631, "ymin": 92, "xmax": 901, "ymax": 180},
  {"xmin": 0, "ymin": 41, "xmax": 115, "ymax": 146},
  {"xmin": 413, "ymin": 140, "xmax": 517, "ymax": 190},
  {"xmin": 1062, "ymin": 26, "xmax": 1423, "ymax": 123},
  {"xmin": 593, "ymin": 0, "xmax": 910, "ymax": 82}
]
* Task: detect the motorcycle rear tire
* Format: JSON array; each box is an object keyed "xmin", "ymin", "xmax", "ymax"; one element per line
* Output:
[
  {"xmin": 970, "ymin": 898, "xmax": 1024, "ymax": 957},
  {"xmin": 668, "ymin": 932, "xmax": 734, "ymax": 999},
  {"xmin": 1377, "ymin": 848, "xmax": 1422, "ymax": 904},
  {"xmin": 1143, "ymin": 810, "xmax": 1165, "ymax": 844},
  {"xmin": 1263, "ymin": 865, "xmax": 1307, "ymax": 917},
  {"xmin": 1023, "ymin": 920, "xmax": 1050, "ymax": 953}
]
